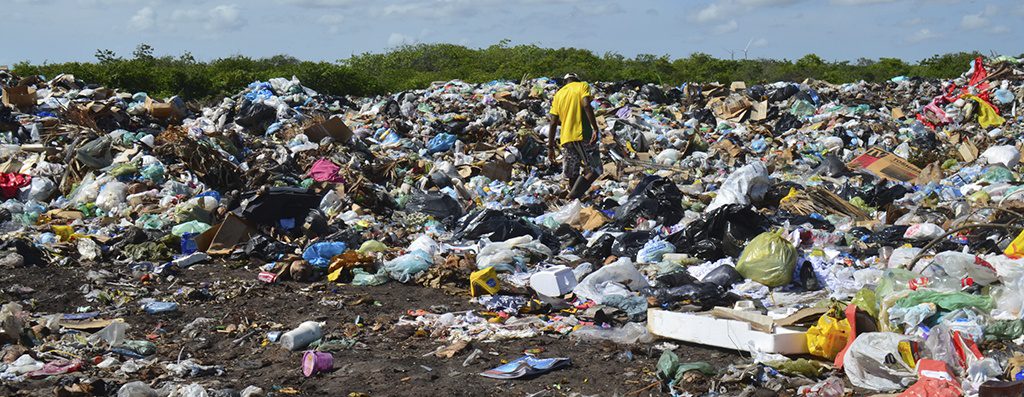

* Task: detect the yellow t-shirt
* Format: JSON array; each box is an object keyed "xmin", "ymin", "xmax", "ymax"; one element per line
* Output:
[{"xmin": 549, "ymin": 81, "xmax": 593, "ymax": 146}]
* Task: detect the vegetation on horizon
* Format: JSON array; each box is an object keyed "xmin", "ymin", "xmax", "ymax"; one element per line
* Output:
[{"xmin": 11, "ymin": 42, "xmax": 1006, "ymax": 101}]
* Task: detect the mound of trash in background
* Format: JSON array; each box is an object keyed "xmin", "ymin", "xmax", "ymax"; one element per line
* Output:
[{"xmin": 1, "ymin": 56, "xmax": 1023, "ymax": 396}]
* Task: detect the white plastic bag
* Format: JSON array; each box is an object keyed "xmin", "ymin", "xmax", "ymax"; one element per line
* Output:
[
  {"xmin": 706, "ymin": 161, "xmax": 771, "ymax": 212},
  {"xmin": 95, "ymin": 181, "xmax": 128, "ymax": 212},
  {"xmin": 573, "ymin": 257, "xmax": 650, "ymax": 303},
  {"xmin": 920, "ymin": 251, "xmax": 999, "ymax": 285},
  {"xmin": 980, "ymin": 145, "xmax": 1020, "ymax": 168},
  {"xmin": 843, "ymin": 332, "xmax": 919, "ymax": 391},
  {"xmin": 476, "ymin": 235, "xmax": 551, "ymax": 273},
  {"xmin": 636, "ymin": 239, "xmax": 675, "ymax": 263},
  {"xmin": 903, "ymin": 223, "xmax": 945, "ymax": 241},
  {"xmin": 887, "ymin": 247, "xmax": 922, "ymax": 269}
]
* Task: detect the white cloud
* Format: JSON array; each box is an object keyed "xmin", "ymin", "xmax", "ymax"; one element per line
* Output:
[
  {"xmin": 737, "ymin": 0, "xmax": 802, "ymax": 5},
  {"xmin": 960, "ymin": 13, "xmax": 986, "ymax": 30},
  {"xmin": 279, "ymin": 0, "xmax": 357, "ymax": 7},
  {"xmin": 694, "ymin": 2, "xmax": 724, "ymax": 22},
  {"xmin": 131, "ymin": 3, "xmax": 245, "ymax": 33},
  {"xmin": 713, "ymin": 19, "xmax": 739, "ymax": 34},
  {"xmin": 387, "ymin": 32, "xmax": 417, "ymax": 47},
  {"xmin": 129, "ymin": 6, "xmax": 155, "ymax": 31},
  {"xmin": 830, "ymin": 0, "xmax": 897, "ymax": 5},
  {"xmin": 573, "ymin": 3, "xmax": 623, "ymax": 16},
  {"xmin": 905, "ymin": 28, "xmax": 939, "ymax": 44},
  {"xmin": 961, "ymin": 5, "xmax": 997, "ymax": 30},
  {"xmin": 989, "ymin": 25, "xmax": 1009, "ymax": 34},
  {"xmin": 205, "ymin": 4, "xmax": 245, "ymax": 31},
  {"xmin": 751, "ymin": 37, "xmax": 769, "ymax": 48},
  {"xmin": 693, "ymin": 0, "xmax": 802, "ymax": 23},
  {"xmin": 318, "ymin": 14, "xmax": 345, "ymax": 34}
]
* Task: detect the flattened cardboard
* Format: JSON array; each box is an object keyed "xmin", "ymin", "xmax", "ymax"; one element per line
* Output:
[
  {"xmin": 145, "ymin": 97, "xmax": 185, "ymax": 120},
  {"xmin": 478, "ymin": 158, "xmax": 512, "ymax": 181},
  {"xmin": 2, "ymin": 86, "xmax": 36, "ymax": 109},
  {"xmin": 750, "ymin": 101, "xmax": 768, "ymax": 121},
  {"xmin": 573, "ymin": 207, "xmax": 609, "ymax": 231},
  {"xmin": 958, "ymin": 141, "xmax": 979, "ymax": 162},
  {"xmin": 197, "ymin": 213, "xmax": 257, "ymax": 254},
  {"xmin": 847, "ymin": 147, "xmax": 921, "ymax": 183},
  {"xmin": 304, "ymin": 116, "xmax": 354, "ymax": 143}
]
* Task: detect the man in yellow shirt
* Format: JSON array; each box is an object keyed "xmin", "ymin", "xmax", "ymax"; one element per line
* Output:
[{"xmin": 548, "ymin": 73, "xmax": 601, "ymax": 200}]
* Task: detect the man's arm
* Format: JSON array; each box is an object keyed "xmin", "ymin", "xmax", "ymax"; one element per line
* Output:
[
  {"xmin": 581, "ymin": 95, "xmax": 600, "ymax": 144},
  {"xmin": 547, "ymin": 114, "xmax": 560, "ymax": 164}
]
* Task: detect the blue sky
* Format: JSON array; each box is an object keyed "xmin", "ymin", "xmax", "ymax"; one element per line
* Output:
[{"xmin": 5, "ymin": 0, "xmax": 1022, "ymax": 66}]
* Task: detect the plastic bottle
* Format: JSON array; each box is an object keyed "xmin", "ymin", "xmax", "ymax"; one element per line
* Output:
[{"xmin": 280, "ymin": 321, "xmax": 323, "ymax": 351}]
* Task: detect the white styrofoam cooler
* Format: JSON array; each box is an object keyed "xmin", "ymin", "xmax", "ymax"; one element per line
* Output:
[{"xmin": 647, "ymin": 309, "xmax": 809, "ymax": 354}]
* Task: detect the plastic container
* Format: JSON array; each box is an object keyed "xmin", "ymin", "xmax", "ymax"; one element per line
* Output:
[
  {"xmin": 302, "ymin": 350, "xmax": 333, "ymax": 377},
  {"xmin": 529, "ymin": 265, "xmax": 577, "ymax": 297},
  {"xmin": 469, "ymin": 266, "xmax": 500, "ymax": 297},
  {"xmin": 143, "ymin": 301, "xmax": 179, "ymax": 314},
  {"xmin": 280, "ymin": 321, "xmax": 323, "ymax": 351}
]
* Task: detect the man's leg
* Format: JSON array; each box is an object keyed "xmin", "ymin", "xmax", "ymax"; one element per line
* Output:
[
  {"xmin": 562, "ymin": 142, "xmax": 582, "ymax": 190},
  {"xmin": 568, "ymin": 141, "xmax": 600, "ymax": 199}
]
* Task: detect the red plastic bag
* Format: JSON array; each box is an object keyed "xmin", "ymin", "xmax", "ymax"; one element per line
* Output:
[{"xmin": 0, "ymin": 172, "xmax": 31, "ymax": 199}]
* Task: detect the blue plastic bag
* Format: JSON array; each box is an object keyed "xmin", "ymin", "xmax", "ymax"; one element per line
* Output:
[
  {"xmin": 302, "ymin": 241, "xmax": 347, "ymax": 268},
  {"xmin": 427, "ymin": 133, "xmax": 457, "ymax": 154}
]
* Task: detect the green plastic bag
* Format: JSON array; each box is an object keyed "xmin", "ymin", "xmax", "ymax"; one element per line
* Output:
[
  {"xmin": 985, "ymin": 320, "xmax": 1024, "ymax": 341},
  {"xmin": 894, "ymin": 290, "xmax": 993, "ymax": 312},
  {"xmin": 851, "ymin": 288, "xmax": 879, "ymax": 319},
  {"xmin": 735, "ymin": 229, "xmax": 796, "ymax": 287}
]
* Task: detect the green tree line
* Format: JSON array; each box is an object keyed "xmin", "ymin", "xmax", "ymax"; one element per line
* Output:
[{"xmin": 10, "ymin": 42, "xmax": 1007, "ymax": 101}]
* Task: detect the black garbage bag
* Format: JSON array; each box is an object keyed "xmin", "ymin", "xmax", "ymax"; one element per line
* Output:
[
  {"xmin": 770, "ymin": 211, "xmax": 835, "ymax": 232},
  {"xmin": 768, "ymin": 84, "xmax": 799, "ymax": 102},
  {"xmin": 746, "ymin": 85, "xmax": 767, "ymax": 100},
  {"xmin": 553, "ymin": 223, "xmax": 585, "ymax": 252},
  {"xmin": 243, "ymin": 234, "xmax": 297, "ymax": 262},
  {"xmin": 406, "ymin": 193, "xmax": 464, "ymax": 225},
  {"xmin": 612, "ymin": 231, "xmax": 652, "ymax": 259},
  {"xmin": 238, "ymin": 187, "xmax": 323, "ymax": 226},
  {"xmin": 644, "ymin": 282, "xmax": 733, "ymax": 310},
  {"xmin": 76, "ymin": 135, "xmax": 113, "ymax": 169},
  {"xmin": 302, "ymin": 209, "xmax": 330, "ymax": 239},
  {"xmin": 773, "ymin": 113, "xmax": 803, "ymax": 133},
  {"xmin": 234, "ymin": 99, "xmax": 276, "ymax": 129},
  {"xmin": 668, "ymin": 204, "xmax": 773, "ymax": 258},
  {"xmin": 581, "ymin": 233, "xmax": 615, "ymax": 262},
  {"xmin": 640, "ymin": 85, "xmax": 666, "ymax": 104},
  {"xmin": 690, "ymin": 238, "xmax": 726, "ymax": 261},
  {"xmin": 701, "ymin": 265, "xmax": 744, "ymax": 288},
  {"xmin": 656, "ymin": 271, "xmax": 697, "ymax": 288},
  {"xmin": 455, "ymin": 209, "xmax": 558, "ymax": 250},
  {"xmin": 868, "ymin": 225, "xmax": 909, "ymax": 245},
  {"xmin": 691, "ymin": 108, "xmax": 717, "ymax": 126},
  {"xmin": 815, "ymin": 154, "xmax": 850, "ymax": 177},
  {"xmin": 863, "ymin": 184, "xmax": 911, "ymax": 208},
  {"xmin": 614, "ymin": 176, "xmax": 685, "ymax": 227},
  {"xmin": 0, "ymin": 238, "xmax": 47, "ymax": 266},
  {"xmin": 763, "ymin": 181, "xmax": 804, "ymax": 207}
]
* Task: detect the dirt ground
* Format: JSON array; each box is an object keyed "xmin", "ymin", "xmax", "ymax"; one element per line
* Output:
[{"xmin": 1, "ymin": 261, "xmax": 746, "ymax": 397}]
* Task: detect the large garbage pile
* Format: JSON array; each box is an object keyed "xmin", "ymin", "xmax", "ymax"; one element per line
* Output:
[{"xmin": 2, "ymin": 56, "xmax": 1024, "ymax": 396}]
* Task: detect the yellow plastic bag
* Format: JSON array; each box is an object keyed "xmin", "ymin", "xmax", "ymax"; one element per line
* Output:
[
  {"xmin": 806, "ymin": 315, "xmax": 851, "ymax": 360},
  {"xmin": 735, "ymin": 229, "xmax": 797, "ymax": 287},
  {"xmin": 1005, "ymin": 229, "xmax": 1024, "ymax": 259},
  {"xmin": 964, "ymin": 94, "xmax": 1005, "ymax": 128}
]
